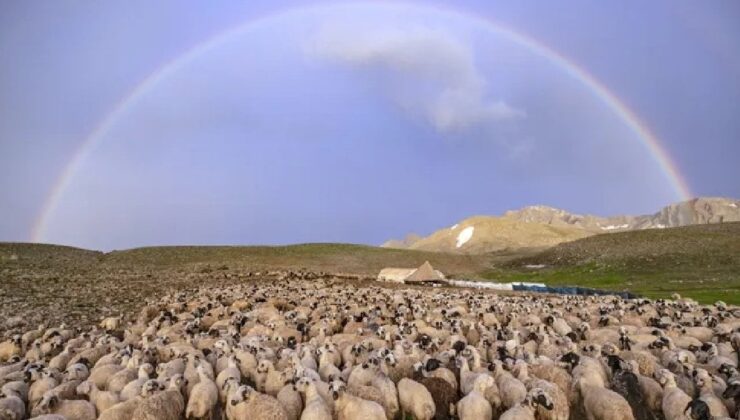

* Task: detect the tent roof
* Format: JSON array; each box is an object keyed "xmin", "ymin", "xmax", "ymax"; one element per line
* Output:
[{"xmin": 404, "ymin": 261, "xmax": 444, "ymax": 282}]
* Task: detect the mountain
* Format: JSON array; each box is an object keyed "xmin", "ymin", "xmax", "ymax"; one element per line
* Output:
[{"xmin": 382, "ymin": 197, "xmax": 740, "ymax": 254}]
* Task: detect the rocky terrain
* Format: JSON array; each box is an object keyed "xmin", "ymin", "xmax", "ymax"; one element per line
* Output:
[
  {"xmin": 0, "ymin": 243, "xmax": 490, "ymax": 339},
  {"xmin": 383, "ymin": 197, "xmax": 740, "ymax": 254}
]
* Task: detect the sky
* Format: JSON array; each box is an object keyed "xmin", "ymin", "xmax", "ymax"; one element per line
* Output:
[{"xmin": 1, "ymin": 0, "xmax": 739, "ymax": 250}]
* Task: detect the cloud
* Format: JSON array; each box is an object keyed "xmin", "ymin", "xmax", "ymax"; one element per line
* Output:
[{"xmin": 308, "ymin": 24, "xmax": 524, "ymax": 133}]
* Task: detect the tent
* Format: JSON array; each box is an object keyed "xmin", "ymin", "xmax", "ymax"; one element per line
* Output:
[
  {"xmin": 404, "ymin": 261, "xmax": 445, "ymax": 283},
  {"xmin": 377, "ymin": 268, "xmax": 416, "ymax": 283}
]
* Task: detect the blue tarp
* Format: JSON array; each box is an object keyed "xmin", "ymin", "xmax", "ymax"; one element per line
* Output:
[{"xmin": 510, "ymin": 283, "xmax": 637, "ymax": 299}]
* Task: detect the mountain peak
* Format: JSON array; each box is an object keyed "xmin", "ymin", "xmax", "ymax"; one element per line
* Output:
[{"xmin": 382, "ymin": 196, "xmax": 740, "ymax": 254}]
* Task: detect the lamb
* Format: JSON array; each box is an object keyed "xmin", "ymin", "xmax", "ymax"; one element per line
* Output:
[
  {"xmin": 329, "ymin": 380, "xmax": 386, "ymax": 420},
  {"xmin": 76, "ymin": 380, "xmax": 121, "ymax": 414},
  {"xmin": 499, "ymin": 387, "xmax": 555, "ymax": 420},
  {"xmin": 131, "ymin": 374, "xmax": 188, "ymax": 420},
  {"xmin": 186, "ymin": 363, "xmax": 220, "ymax": 419},
  {"xmin": 31, "ymin": 392, "xmax": 97, "ymax": 420},
  {"xmin": 227, "ymin": 385, "xmax": 288, "ymax": 420},
  {"xmin": 398, "ymin": 377, "xmax": 435, "ymax": 420}
]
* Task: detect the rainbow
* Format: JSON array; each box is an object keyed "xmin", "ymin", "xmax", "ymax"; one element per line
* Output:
[{"xmin": 30, "ymin": 2, "xmax": 693, "ymax": 242}]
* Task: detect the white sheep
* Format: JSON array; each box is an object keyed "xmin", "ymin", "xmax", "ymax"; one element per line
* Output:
[
  {"xmin": 31, "ymin": 392, "xmax": 96, "ymax": 420},
  {"xmin": 329, "ymin": 380, "xmax": 385, "ymax": 420},
  {"xmin": 499, "ymin": 388, "xmax": 555, "ymax": 420},
  {"xmin": 576, "ymin": 376, "xmax": 635, "ymax": 420},
  {"xmin": 186, "ymin": 364, "xmax": 220, "ymax": 419},
  {"xmin": 131, "ymin": 374, "xmax": 188, "ymax": 420},
  {"xmin": 0, "ymin": 388, "xmax": 25, "ymax": 420},
  {"xmin": 227, "ymin": 385, "xmax": 289, "ymax": 420},
  {"xmin": 456, "ymin": 376, "xmax": 492, "ymax": 420},
  {"xmin": 295, "ymin": 377, "xmax": 332, "ymax": 420},
  {"xmin": 120, "ymin": 363, "xmax": 158, "ymax": 401},
  {"xmin": 277, "ymin": 383, "xmax": 303, "ymax": 420},
  {"xmin": 76, "ymin": 380, "xmax": 121, "ymax": 413},
  {"xmin": 398, "ymin": 377, "xmax": 435, "ymax": 420}
]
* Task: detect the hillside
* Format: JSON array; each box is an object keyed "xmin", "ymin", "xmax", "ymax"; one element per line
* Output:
[
  {"xmin": 398, "ymin": 216, "xmax": 590, "ymax": 253},
  {"xmin": 0, "ymin": 242, "xmax": 495, "ymax": 335},
  {"xmin": 383, "ymin": 197, "xmax": 740, "ymax": 254},
  {"xmin": 99, "ymin": 243, "xmax": 490, "ymax": 276},
  {"xmin": 488, "ymin": 222, "xmax": 740, "ymax": 303}
]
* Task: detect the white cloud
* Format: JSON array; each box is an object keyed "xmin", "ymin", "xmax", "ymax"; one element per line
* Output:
[{"xmin": 308, "ymin": 24, "xmax": 524, "ymax": 133}]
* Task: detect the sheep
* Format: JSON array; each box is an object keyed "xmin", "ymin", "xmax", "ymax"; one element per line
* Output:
[
  {"xmin": 227, "ymin": 385, "xmax": 288, "ymax": 420},
  {"xmin": 108, "ymin": 362, "xmax": 153, "ymax": 393},
  {"xmin": 456, "ymin": 376, "xmax": 492, "ymax": 420},
  {"xmin": 348, "ymin": 383, "xmax": 386, "ymax": 411},
  {"xmin": 528, "ymin": 378, "xmax": 569, "ymax": 420},
  {"xmin": 0, "ymin": 388, "xmax": 25, "ymax": 420},
  {"xmin": 491, "ymin": 361, "xmax": 527, "ymax": 409},
  {"xmin": 329, "ymin": 380, "xmax": 386, "ymax": 420},
  {"xmin": 89, "ymin": 362, "xmax": 125, "ymax": 390},
  {"xmin": 31, "ymin": 392, "xmax": 97, "ymax": 420},
  {"xmin": 576, "ymin": 376, "xmax": 635, "ymax": 420},
  {"xmin": 131, "ymin": 374, "xmax": 188, "ymax": 420},
  {"xmin": 398, "ymin": 377, "xmax": 435, "ymax": 420},
  {"xmin": 295, "ymin": 377, "xmax": 332, "ymax": 420},
  {"xmin": 0, "ymin": 336, "xmax": 21, "ymax": 362},
  {"xmin": 276, "ymin": 383, "xmax": 303, "ymax": 420},
  {"xmin": 370, "ymin": 367, "xmax": 400, "ymax": 419},
  {"xmin": 604, "ymin": 355, "xmax": 656, "ymax": 420},
  {"xmin": 0, "ymin": 381, "xmax": 28, "ymax": 403},
  {"xmin": 76, "ymin": 380, "xmax": 121, "ymax": 414},
  {"xmin": 411, "ymin": 362, "xmax": 457, "ymax": 420},
  {"xmin": 121, "ymin": 363, "xmax": 158, "ymax": 401},
  {"xmin": 98, "ymin": 380, "xmax": 161, "ymax": 420},
  {"xmin": 186, "ymin": 363, "xmax": 220, "ymax": 419},
  {"xmin": 693, "ymin": 369, "xmax": 730, "ymax": 418},
  {"xmin": 499, "ymin": 387, "xmax": 555, "ymax": 420},
  {"xmin": 29, "ymin": 370, "xmax": 59, "ymax": 409}
]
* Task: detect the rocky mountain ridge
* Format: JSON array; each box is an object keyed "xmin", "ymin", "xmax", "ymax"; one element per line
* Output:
[{"xmin": 382, "ymin": 197, "xmax": 740, "ymax": 253}]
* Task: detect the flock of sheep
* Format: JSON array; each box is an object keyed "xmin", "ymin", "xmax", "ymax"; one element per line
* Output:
[{"xmin": 1, "ymin": 278, "xmax": 740, "ymax": 420}]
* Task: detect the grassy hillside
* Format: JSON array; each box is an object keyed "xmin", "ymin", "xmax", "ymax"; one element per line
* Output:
[
  {"xmin": 101, "ymin": 243, "xmax": 490, "ymax": 277},
  {"xmin": 485, "ymin": 222, "xmax": 740, "ymax": 304}
]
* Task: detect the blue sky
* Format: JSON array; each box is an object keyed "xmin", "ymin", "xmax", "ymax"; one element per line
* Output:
[{"xmin": 1, "ymin": 1, "xmax": 738, "ymax": 250}]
